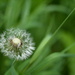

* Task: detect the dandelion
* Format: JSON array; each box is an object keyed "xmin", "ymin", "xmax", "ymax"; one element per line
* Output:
[{"xmin": 0, "ymin": 28, "xmax": 35, "ymax": 60}]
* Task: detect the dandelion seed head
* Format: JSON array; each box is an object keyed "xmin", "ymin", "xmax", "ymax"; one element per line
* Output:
[{"xmin": 0, "ymin": 28, "xmax": 35, "ymax": 60}]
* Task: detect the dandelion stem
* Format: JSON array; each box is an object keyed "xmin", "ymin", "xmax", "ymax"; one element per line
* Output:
[{"xmin": 11, "ymin": 59, "xmax": 16, "ymax": 66}]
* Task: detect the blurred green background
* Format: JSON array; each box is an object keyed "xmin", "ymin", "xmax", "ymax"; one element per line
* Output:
[{"xmin": 0, "ymin": 0, "xmax": 75, "ymax": 75}]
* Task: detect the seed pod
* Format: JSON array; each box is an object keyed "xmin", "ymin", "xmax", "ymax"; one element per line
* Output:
[{"xmin": 0, "ymin": 28, "xmax": 35, "ymax": 60}]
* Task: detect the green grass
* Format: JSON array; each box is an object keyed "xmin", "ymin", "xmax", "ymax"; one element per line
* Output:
[{"xmin": 0, "ymin": 0, "xmax": 75, "ymax": 75}]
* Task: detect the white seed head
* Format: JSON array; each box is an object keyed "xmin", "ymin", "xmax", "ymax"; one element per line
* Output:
[{"xmin": 0, "ymin": 28, "xmax": 35, "ymax": 60}]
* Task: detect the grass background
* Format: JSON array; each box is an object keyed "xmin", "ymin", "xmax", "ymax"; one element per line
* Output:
[{"xmin": 0, "ymin": 0, "xmax": 75, "ymax": 75}]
